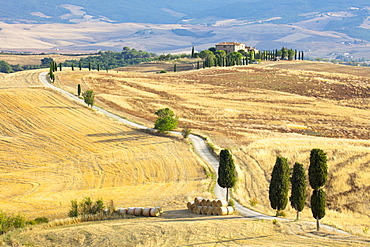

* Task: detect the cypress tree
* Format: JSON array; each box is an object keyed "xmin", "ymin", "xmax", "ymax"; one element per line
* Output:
[
  {"xmin": 309, "ymin": 149, "xmax": 328, "ymax": 190},
  {"xmin": 79, "ymin": 61, "xmax": 82, "ymax": 70},
  {"xmin": 269, "ymin": 156, "xmax": 290, "ymax": 216},
  {"xmin": 302, "ymin": 51, "xmax": 304, "ymax": 60},
  {"xmin": 217, "ymin": 149, "xmax": 236, "ymax": 202},
  {"xmin": 197, "ymin": 61, "xmax": 200, "ymax": 69},
  {"xmin": 290, "ymin": 162, "xmax": 306, "ymax": 220},
  {"xmin": 311, "ymin": 189, "xmax": 326, "ymax": 231},
  {"xmin": 97, "ymin": 64, "xmax": 100, "ymax": 71},
  {"xmin": 174, "ymin": 64, "xmax": 177, "ymax": 72},
  {"xmin": 59, "ymin": 63, "xmax": 62, "ymax": 71},
  {"xmin": 89, "ymin": 62, "xmax": 92, "ymax": 71},
  {"xmin": 71, "ymin": 63, "xmax": 74, "ymax": 71},
  {"xmin": 191, "ymin": 46, "xmax": 195, "ymax": 58},
  {"xmin": 77, "ymin": 84, "xmax": 81, "ymax": 97},
  {"xmin": 309, "ymin": 148, "xmax": 328, "ymax": 231},
  {"xmin": 294, "ymin": 50, "xmax": 298, "ymax": 60}
]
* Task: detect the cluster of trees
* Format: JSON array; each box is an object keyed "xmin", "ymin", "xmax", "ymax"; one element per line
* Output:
[
  {"xmin": 63, "ymin": 47, "xmax": 156, "ymax": 70},
  {"xmin": 269, "ymin": 149, "xmax": 328, "ymax": 231},
  {"xmin": 196, "ymin": 47, "xmax": 305, "ymax": 69},
  {"xmin": 0, "ymin": 60, "xmax": 41, "ymax": 73}
]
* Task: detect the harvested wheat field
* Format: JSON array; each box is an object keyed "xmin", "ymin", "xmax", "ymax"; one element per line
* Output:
[
  {"xmin": 55, "ymin": 61, "xmax": 370, "ymax": 236},
  {"xmin": 0, "ymin": 54, "xmax": 93, "ymax": 66},
  {"xmin": 0, "ymin": 70, "xmax": 209, "ymax": 221}
]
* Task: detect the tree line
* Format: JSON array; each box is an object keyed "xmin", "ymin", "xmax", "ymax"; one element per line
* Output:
[{"xmin": 194, "ymin": 46, "xmax": 305, "ymax": 69}]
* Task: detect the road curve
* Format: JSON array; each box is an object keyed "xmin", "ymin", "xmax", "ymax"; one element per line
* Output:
[{"xmin": 38, "ymin": 72, "xmax": 349, "ymax": 232}]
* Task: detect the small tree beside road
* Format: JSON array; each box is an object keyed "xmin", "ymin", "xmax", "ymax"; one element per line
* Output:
[
  {"xmin": 217, "ymin": 149, "xmax": 236, "ymax": 202},
  {"xmin": 82, "ymin": 90, "xmax": 95, "ymax": 107},
  {"xmin": 154, "ymin": 108, "xmax": 178, "ymax": 133}
]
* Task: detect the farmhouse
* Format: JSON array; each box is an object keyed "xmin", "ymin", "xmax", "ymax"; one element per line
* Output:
[{"xmin": 215, "ymin": 42, "xmax": 257, "ymax": 54}]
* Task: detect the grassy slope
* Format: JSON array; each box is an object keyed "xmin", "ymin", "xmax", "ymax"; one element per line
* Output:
[{"xmin": 54, "ymin": 61, "xmax": 370, "ymax": 235}]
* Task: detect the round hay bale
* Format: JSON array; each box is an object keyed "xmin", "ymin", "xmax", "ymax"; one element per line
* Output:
[
  {"xmin": 195, "ymin": 206, "xmax": 202, "ymax": 214},
  {"xmin": 127, "ymin": 207, "xmax": 135, "ymax": 215},
  {"xmin": 134, "ymin": 207, "xmax": 143, "ymax": 216},
  {"xmin": 227, "ymin": 206, "xmax": 234, "ymax": 215},
  {"xmin": 118, "ymin": 208, "xmax": 127, "ymax": 215},
  {"xmin": 201, "ymin": 199, "xmax": 207, "ymax": 206},
  {"xmin": 194, "ymin": 197, "xmax": 203, "ymax": 205},
  {"xmin": 206, "ymin": 206, "xmax": 213, "ymax": 215},
  {"xmin": 211, "ymin": 207, "xmax": 218, "ymax": 215},
  {"xmin": 150, "ymin": 208, "xmax": 160, "ymax": 217},
  {"xmin": 156, "ymin": 207, "xmax": 164, "ymax": 214},
  {"xmin": 215, "ymin": 199, "xmax": 228, "ymax": 207},
  {"xmin": 142, "ymin": 208, "xmax": 152, "ymax": 217},
  {"xmin": 216, "ymin": 207, "xmax": 228, "ymax": 216},
  {"xmin": 206, "ymin": 199, "xmax": 212, "ymax": 206},
  {"xmin": 202, "ymin": 206, "xmax": 208, "ymax": 214},
  {"xmin": 187, "ymin": 201, "xmax": 194, "ymax": 210}
]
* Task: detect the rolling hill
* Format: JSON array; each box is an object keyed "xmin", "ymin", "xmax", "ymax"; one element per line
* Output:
[{"xmin": 0, "ymin": 1, "xmax": 370, "ymax": 58}]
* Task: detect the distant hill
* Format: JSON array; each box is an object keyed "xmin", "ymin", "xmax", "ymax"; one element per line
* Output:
[
  {"xmin": 2, "ymin": 0, "xmax": 368, "ymax": 25},
  {"xmin": 1, "ymin": 0, "xmax": 370, "ymax": 58}
]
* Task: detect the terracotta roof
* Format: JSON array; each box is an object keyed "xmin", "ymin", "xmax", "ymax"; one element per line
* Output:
[{"xmin": 216, "ymin": 42, "xmax": 243, "ymax": 45}]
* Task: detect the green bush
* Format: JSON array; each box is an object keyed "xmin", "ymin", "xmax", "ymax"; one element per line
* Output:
[
  {"xmin": 68, "ymin": 197, "xmax": 105, "ymax": 217},
  {"xmin": 0, "ymin": 211, "xmax": 26, "ymax": 234}
]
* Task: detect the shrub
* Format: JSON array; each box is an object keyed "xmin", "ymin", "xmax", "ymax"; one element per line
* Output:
[
  {"xmin": 181, "ymin": 126, "xmax": 191, "ymax": 139},
  {"xmin": 228, "ymin": 198, "xmax": 235, "ymax": 207},
  {"xmin": 249, "ymin": 198, "xmax": 258, "ymax": 207},
  {"xmin": 68, "ymin": 197, "xmax": 105, "ymax": 217},
  {"xmin": 0, "ymin": 211, "xmax": 26, "ymax": 234}
]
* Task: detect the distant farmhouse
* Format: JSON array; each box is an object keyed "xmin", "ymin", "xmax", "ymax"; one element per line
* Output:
[{"xmin": 215, "ymin": 42, "xmax": 258, "ymax": 54}]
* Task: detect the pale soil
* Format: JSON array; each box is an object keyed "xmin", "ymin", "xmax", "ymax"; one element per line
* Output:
[{"xmin": 55, "ymin": 61, "xmax": 370, "ymax": 236}]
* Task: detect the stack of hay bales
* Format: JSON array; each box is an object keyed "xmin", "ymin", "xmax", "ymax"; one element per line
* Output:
[
  {"xmin": 187, "ymin": 198, "xmax": 234, "ymax": 215},
  {"xmin": 115, "ymin": 207, "xmax": 163, "ymax": 217}
]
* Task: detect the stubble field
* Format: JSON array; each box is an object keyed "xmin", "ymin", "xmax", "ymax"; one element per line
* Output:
[
  {"xmin": 1, "ymin": 61, "xmax": 370, "ymax": 246},
  {"xmin": 0, "ymin": 70, "xmax": 208, "ymax": 220},
  {"xmin": 55, "ymin": 61, "xmax": 370, "ymax": 235}
]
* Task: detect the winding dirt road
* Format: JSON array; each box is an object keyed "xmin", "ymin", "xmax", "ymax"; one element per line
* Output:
[{"xmin": 38, "ymin": 72, "xmax": 349, "ymax": 233}]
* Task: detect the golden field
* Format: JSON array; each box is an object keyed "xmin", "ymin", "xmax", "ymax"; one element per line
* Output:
[
  {"xmin": 55, "ymin": 61, "xmax": 370, "ymax": 234},
  {"xmin": 0, "ymin": 70, "xmax": 208, "ymax": 221},
  {"xmin": 0, "ymin": 61, "xmax": 369, "ymax": 246}
]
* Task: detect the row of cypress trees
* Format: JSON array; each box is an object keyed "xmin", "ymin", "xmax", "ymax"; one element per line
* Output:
[{"xmin": 269, "ymin": 149, "xmax": 327, "ymax": 231}]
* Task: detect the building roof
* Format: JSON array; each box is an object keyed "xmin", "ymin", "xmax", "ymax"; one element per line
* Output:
[{"xmin": 216, "ymin": 42, "xmax": 244, "ymax": 46}]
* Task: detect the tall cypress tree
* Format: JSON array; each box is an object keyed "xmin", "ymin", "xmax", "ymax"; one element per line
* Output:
[
  {"xmin": 89, "ymin": 62, "xmax": 92, "ymax": 71},
  {"xmin": 290, "ymin": 162, "xmax": 306, "ymax": 220},
  {"xmin": 269, "ymin": 156, "xmax": 290, "ymax": 216},
  {"xmin": 77, "ymin": 84, "xmax": 81, "ymax": 97},
  {"xmin": 309, "ymin": 149, "xmax": 328, "ymax": 231},
  {"xmin": 59, "ymin": 63, "xmax": 62, "ymax": 71},
  {"xmin": 217, "ymin": 149, "xmax": 236, "ymax": 202},
  {"xmin": 79, "ymin": 61, "xmax": 82, "ymax": 70},
  {"xmin": 71, "ymin": 63, "xmax": 74, "ymax": 71},
  {"xmin": 191, "ymin": 46, "xmax": 195, "ymax": 58},
  {"xmin": 174, "ymin": 64, "xmax": 177, "ymax": 72}
]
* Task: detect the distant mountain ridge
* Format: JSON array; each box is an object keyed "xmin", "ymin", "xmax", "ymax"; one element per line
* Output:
[
  {"xmin": 1, "ymin": 0, "xmax": 370, "ymax": 58},
  {"xmin": 1, "ymin": 0, "xmax": 368, "ymax": 25}
]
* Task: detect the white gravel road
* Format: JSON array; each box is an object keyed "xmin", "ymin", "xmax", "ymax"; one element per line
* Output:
[{"xmin": 38, "ymin": 72, "xmax": 350, "ymax": 233}]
